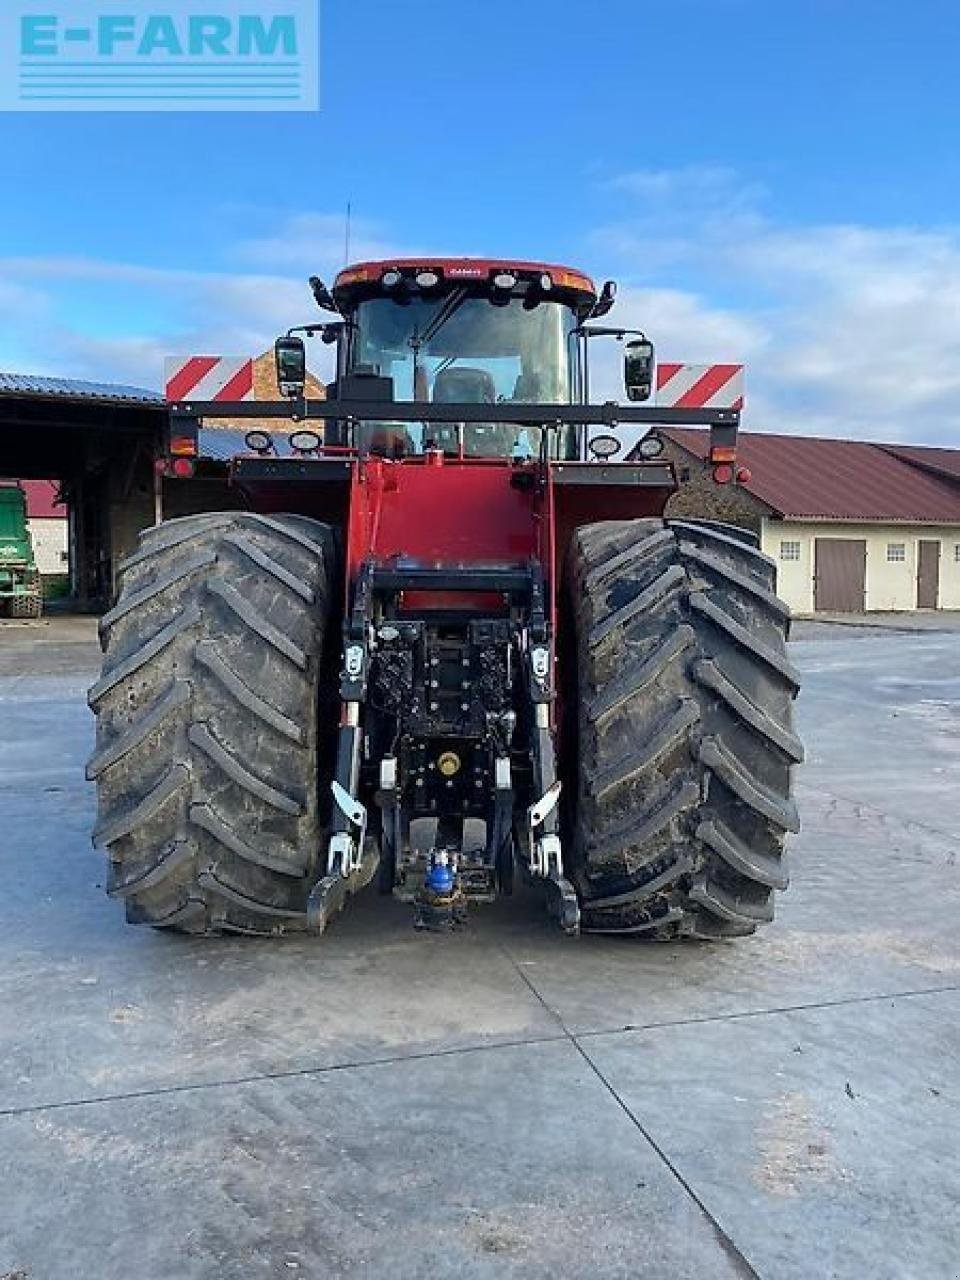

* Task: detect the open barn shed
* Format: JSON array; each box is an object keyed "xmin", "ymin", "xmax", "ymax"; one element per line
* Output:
[
  {"xmin": 0, "ymin": 355, "xmax": 318, "ymax": 611},
  {"xmin": 0, "ymin": 373, "xmax": 167, "ymax": 608}
]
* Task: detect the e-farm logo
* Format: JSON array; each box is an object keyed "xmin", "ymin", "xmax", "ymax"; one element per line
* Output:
[{"xmin": 0, "ymin": 1, "xmax": 318, "ymax": 111}]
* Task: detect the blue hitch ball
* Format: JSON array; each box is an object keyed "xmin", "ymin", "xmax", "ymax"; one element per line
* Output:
[{"xmin": 425, "ymin": 861, "xmax": 455, "ymax": 896}]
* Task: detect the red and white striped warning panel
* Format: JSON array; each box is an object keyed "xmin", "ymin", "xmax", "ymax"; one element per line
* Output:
[
  {"xmin": 656, "ymin": 363, "xmax": 744, "ymax": 410},
  {"xmin": 164, "ymin": 356, "xmax": 255, "ymax": 404}
]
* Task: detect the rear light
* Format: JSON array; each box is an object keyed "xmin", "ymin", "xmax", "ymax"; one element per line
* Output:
[
  {"xmin": 289, "ymin": 429, "xmax": 321, "ymax": 453},
  {"xmin": 589, "ymin": 434, "xmax": 621, "ymax": 459},
  {"xmin": 244, "ymin": 430, "xmax": 273, "ymax": 454},
  {"xmin": 171, "ymin": 457, "xmax": 195, "ymax": 479},
  {"xmin": 736, "ymin": 466, "xmax": 752, "ymax": 485},
  {"xmin": 712, "ymin": 463, "xmax": 734, "ymax": 485},
  {"xmin": 153, "ymin": 457, "xmax": 168, "ymax": 476},
  {"xmin": 169, "ymin": 434, "xmax": 197, "ymax": 457},
  {"xmin": 709, "ymin": 445, "xmax": 737, "ymax": 463}
]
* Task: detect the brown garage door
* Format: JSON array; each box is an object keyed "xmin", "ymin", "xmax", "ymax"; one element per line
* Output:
[
  {"xmin": 917, "ymin": 539, "xmax": 940, "ymax": 609},
  {"xmin": 814, "ymin": 538, "xmax": 866, "ymax": 612}
]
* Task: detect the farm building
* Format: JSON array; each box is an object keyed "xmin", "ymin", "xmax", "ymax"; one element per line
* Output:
[
  {"xmin": 22, "ymin": 480, "xmax": 68, "ymax": 580},
  {"xmin": 641, "ymin": 428, "xmax": 960, "ymax": 614},
  {"xmin": 0, "ymin": 352, "xmax": 325, "ymax": 609}
]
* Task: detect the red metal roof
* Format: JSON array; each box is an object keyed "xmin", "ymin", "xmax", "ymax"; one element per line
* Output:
[
  {"xmin": 657, "ymin": 428, "xmax": 960, "ymax": 523},
  {"xmin": 22, "ymin": 480, "xmax": 62, "ymax": 520},
  {"xmin": 880, "ymin": 443, "xmax": 960, "ymax": 483}
]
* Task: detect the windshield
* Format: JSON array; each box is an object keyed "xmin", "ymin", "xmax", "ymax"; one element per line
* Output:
[{"xmin": 348, "ymin": 294, "xmax": 579, "ymax": 457}]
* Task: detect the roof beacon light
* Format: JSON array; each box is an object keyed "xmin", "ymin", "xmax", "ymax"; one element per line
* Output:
[
  {"xmin": 381, "ymin": 269, "xmax": 403, "ymax": 288},
  {"xmin": 493, "ymin": 271, "xmax": 518, "ymax": 291},
  {"xmin": 244, "ymin": 430, "xmax": 273, "ymax": 455},
  {"xmin": 289, "ymin": 429, "xmax": 322, "ymax": 454},
  {"xmin": 415, "ymin": 269, "xmax": 441, "ymax": 289}
]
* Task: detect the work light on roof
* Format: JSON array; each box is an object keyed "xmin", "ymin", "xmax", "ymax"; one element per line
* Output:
[
  {"xmin": 539, "ymin": 273, "xmax": 553, "ymax": 292},
  {"xmin": 492, "ymin": 271, "xmax": 518, "ymax": 291},
  {"xmin": 381, "ymin": 269, "xmax": 403, "ymax": 288},
  {"xmin": 415, "ymin": 269, "xmax": 441, "ymax": 289}
]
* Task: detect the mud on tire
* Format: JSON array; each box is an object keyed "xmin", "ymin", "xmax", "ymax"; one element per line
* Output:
[
  {"xmin": 566, "ymin": 518, "xmax": 803, "ymax": 938},
  {"xmin": 88, "ymin": 512, "xmax": 335, "ymax": 935}
]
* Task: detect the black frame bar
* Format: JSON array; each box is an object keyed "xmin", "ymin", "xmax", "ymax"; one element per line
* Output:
[{"xmin": 170, "ymin": 398, "xmax": 739, "ymax": 428}]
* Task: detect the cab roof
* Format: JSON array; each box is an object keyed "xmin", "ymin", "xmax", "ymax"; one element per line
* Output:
[{"xmin": 333, "ymin": 257, "xmax": 597, "ymax": 299}]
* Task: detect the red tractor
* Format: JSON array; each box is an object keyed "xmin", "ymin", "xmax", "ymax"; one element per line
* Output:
[{"xmin": 88, "ymin": 258, "xmax": 801, "ymax": 939}]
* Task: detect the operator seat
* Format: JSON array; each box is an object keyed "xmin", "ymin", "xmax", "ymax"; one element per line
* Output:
[
  {"xmin": 433, "ymin": 366, "xmax": 496, "ymax": 405},
  {"xmin": 430, "ymin": 366, "xmax": 517, "ymax": 457},
  {"xmin": 351, "ymin": 365, "xmax": 415, "ymax": 458}
]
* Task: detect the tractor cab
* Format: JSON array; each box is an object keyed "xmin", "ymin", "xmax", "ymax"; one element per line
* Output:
[{"xmin": 320, "ymin": 258, "xmax": 623, "ymax": 459}]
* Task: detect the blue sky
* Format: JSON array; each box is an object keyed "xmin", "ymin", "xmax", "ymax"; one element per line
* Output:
[{"xmin": 2, "ymin": 0, "xmax": 959, "ymax": 441}]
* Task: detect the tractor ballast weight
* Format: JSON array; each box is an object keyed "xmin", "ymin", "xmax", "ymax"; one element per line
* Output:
[{"xmin": 89, "ymin": 258, "xmax": 801, "ymax": 939}]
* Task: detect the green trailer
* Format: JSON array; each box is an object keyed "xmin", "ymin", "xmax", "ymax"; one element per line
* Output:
[{"xmin": 0, "ymin": 483, "xmax": 42, "ymax": 619}]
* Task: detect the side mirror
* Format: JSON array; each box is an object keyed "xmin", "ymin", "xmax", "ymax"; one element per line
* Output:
[
  {"xmin": 624, "ymin": 338, "xmax": 655, "ymax": 402},
  {"xmin": 275, "ymin": 335, "xmax": 307, "ymax": 398}
]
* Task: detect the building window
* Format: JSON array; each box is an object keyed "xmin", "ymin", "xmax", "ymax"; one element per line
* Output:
[
  {"xmin": 954, "ymin": 544, "xmax": 960, "ymax": 563},
  {"xmin": 887, "ymin": 542, "xmax": 906, "ymax": 563},
  {"xmin": 780, "ymin": 540, "xmax": 801, "ymax": 562}
]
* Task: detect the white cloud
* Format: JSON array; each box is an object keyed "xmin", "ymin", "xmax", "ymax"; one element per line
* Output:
[
  {"xmin": 591, "ymin": 170, "xmax": 960, "ymax": 443},
  {"xmin": 0, "ymin": 243, "xmax": 344, "ymax": 389},
  {"xmin": 2, "ymin": 195, "xmax": 959, "ymax": 445},
  {"xmin": 0, "ymin": 210, "xmax": 416, "ymax": 389},
  {"xmin": 234, "ymin": 211, "xmax": 406, "ymax": 276}
]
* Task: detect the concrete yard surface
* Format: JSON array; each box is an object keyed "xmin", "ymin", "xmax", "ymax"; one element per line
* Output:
[{"xmin": 0, "ymin": 617, "xmax": 958, "ymax": 1278}]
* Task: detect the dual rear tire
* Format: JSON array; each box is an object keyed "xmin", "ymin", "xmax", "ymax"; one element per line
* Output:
[
  {"xmin": 565, "ymin": 518, "xmax": 802, "ymax": 937},
  {"xmin": 88, "ymin": 513, "xmax": 334, "ymax": 935}
]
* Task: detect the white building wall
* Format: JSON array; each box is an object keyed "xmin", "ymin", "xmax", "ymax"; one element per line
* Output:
[
  {"xmin": 27, "ymin": 517, "xmax": 69, "ymax": 577},
  {"xmin": 760, "ymin": 519, "xmax": 960, "ymax": 613}
]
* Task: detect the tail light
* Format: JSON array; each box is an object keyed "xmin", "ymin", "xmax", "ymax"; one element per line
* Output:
[
  {"xmin": 712, "ymin": 463, "xmax": 735, "ymax": 485},
  {"xmin": 169, "ymin": 434, "xmax": 198, "ymax": 457},
  {"xmin": 709, "ymin": 445, "xmax": 737, "ymax": 464}
]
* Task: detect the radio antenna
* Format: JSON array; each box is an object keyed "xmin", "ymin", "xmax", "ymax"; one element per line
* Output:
[{"xmin": 344, "ymin": 201, "xmax": 352, "ymax": 265}]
